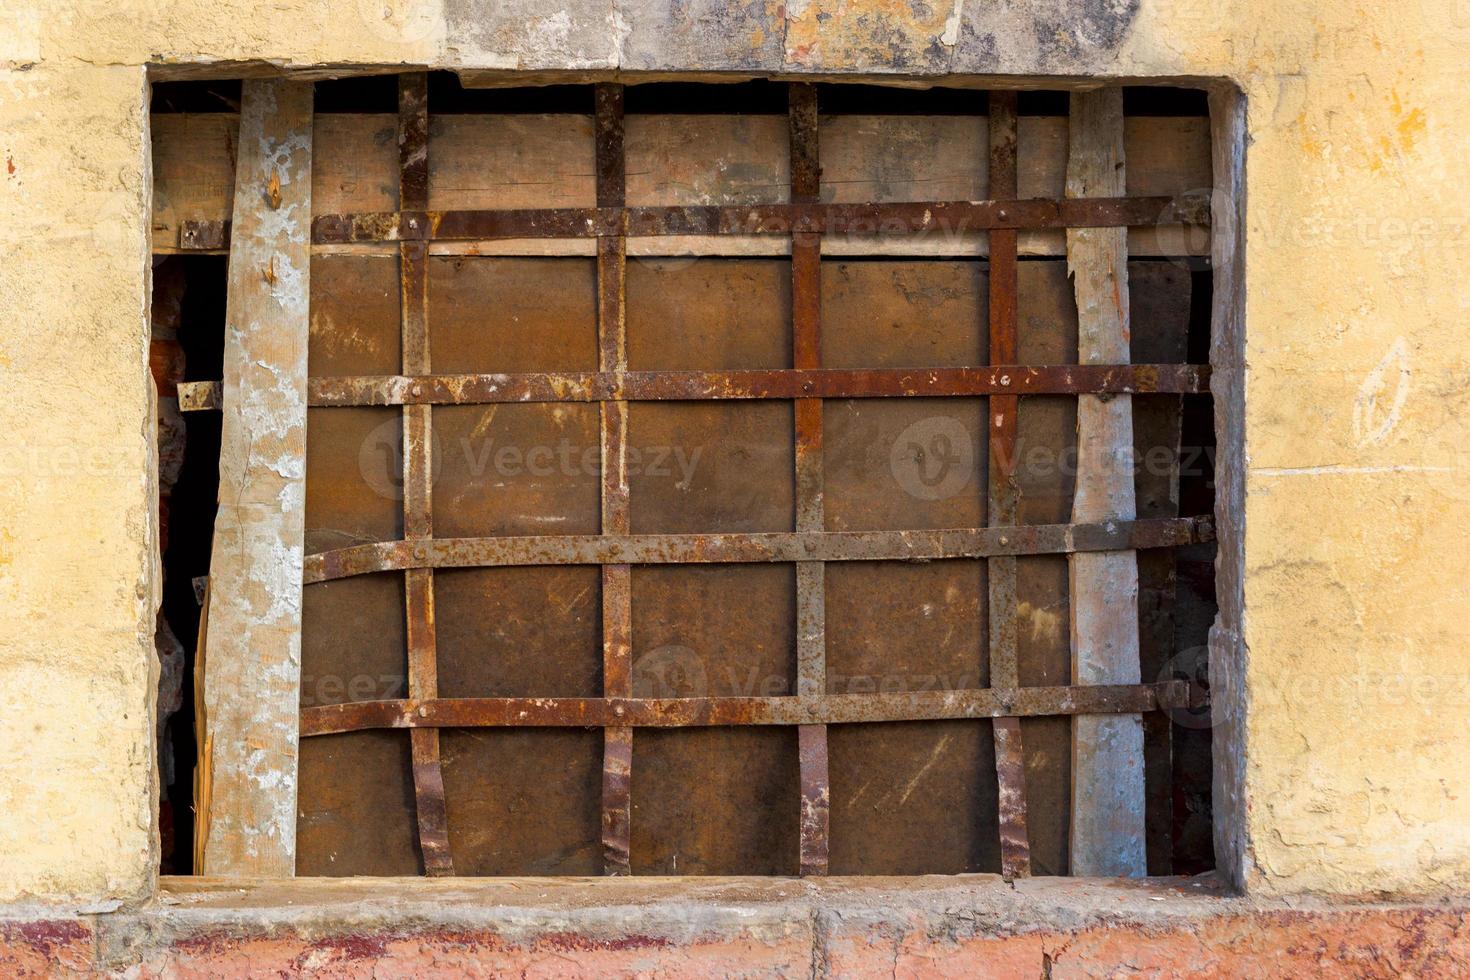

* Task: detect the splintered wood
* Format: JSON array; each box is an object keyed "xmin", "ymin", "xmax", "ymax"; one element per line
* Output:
[
  {"xmin": 1066, "ymin": 88, "xmax": 1148, "ymax": 877},
  {"xmin": 199, "ymin": 79, "xmax": 313, "ymax": 877}
]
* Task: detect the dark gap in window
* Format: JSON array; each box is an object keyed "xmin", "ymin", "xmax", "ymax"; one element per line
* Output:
[
  {"xmin": 314, "ymin": 73, "xmax": 401, "ymax": 113},
  {"xmin": 625, "ymin": 79, "xmax": 789, "ymax": 114},
  {"xmin": 1017, "ymin": 90, "xmax": 1070, "ymax": 115},
  {"xmin": 1124, "ymin": 86, "xmax": 1211, "ymax": 116},
  {"xmin": 815, "ymin": 83, "xmax": 986, "ymax": 115},
  {"xmin": 157, "ymin": 254, "xmax": 228, "ymax": 874},
  {"xmin": 1172, "ymin": 262, "xmax": 1217, "ymax": 874},
  {"xmin": 1186, "ymin": 265, "xmax": 1215, "ymax": 365},
  {"xmin": 150, "ymin": 80, "xmax": 242, "ymax": 113},
  {"xmin": 430, "ymin": 73, "xmax": 592, "ymax": 113}
]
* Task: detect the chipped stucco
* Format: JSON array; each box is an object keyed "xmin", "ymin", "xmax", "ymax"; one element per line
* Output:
[{"xmin": 0, "ymin": 0, "xmax": 1467, "ymax": 906}]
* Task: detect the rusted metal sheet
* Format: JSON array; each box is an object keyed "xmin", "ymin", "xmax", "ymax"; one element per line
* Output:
[
  {"xmin": 987, "ymin": 89, "xmax": 1031, "ymax": 881},
  {"xmin": 1067, "ymin": 88, "xmax": 1148, "ymax": 877},
  {"xmin": 302, "ymin": 517, "xmax": 1214, "ymax": 582},
  {"xmin": 199, "ymin": 78, "xmax": 313, "ymax": 878},
  {"xmin": 595, "ymin": 82, "xmax": 634, "ymax": 877},
  {"xmin": 301, "ymin": 681, "xmax": 1192, "ymax": 735}
]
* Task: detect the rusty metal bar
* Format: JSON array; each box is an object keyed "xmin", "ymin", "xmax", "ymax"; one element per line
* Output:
[
  {"xmin": 294, "ymin": 195, "xmax": 1208, "ymax": 245},
  {"xmin": 987, "ymin": 89, "xmax": 1031, "ymax": 881},
  {"xmin": 301, "ymin": 681, "xmax": 1193, "ymax": 736},
  {"xmin": 178, "ymin": 364, "xmax": 1211, "ymax": 412},
  {"xmin": 789, "ymin": 81, "xmax": 829, "ymax": 878},
  {"xmin": 303, "ymin": 517, "xmax": 1214, "ymax": 584},
  {"xmin": 397, "ymin": 72, "xmax": 453, "ymax": 877},
  {"xmin": 595, "ymin": 82, "xmax": 634, "ymax": 877}
]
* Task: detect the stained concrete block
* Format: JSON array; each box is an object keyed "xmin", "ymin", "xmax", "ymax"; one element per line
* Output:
[
  {"xmin": 619, "ymin": 0, "xmax": 784, "ymax": 71},
  {"xmin": 444, "ymin": 0, "xmax": 622, "ymax": 70},
  {"xmin": 953, "ymin": 0, "xmax": 1142, "ymax": 74},
  {"xmin": 782, "ymin": 0, "xmax": 960, "ymax": 73}
]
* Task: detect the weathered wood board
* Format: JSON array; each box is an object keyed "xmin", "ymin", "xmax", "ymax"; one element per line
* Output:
[
  {"xmin": 199, "ymin": 79, "xmax": 313, "ymax": 877},
  {"xmin": 1066, "ymin": 88, "xmax": 1148, "ymax": 877}
]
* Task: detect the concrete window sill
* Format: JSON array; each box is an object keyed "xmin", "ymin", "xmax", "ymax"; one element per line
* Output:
[{"xmin": 8, "ymin": 874, "xmax": 1470, "ymax": 974}]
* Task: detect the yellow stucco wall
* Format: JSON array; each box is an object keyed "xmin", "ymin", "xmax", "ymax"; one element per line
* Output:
[{"xmin": 1, "ymin": 0, "xmax": 1466, "ymax": 905}]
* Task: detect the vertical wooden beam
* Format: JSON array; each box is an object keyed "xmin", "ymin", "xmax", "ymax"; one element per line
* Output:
[
  {"xmin": 397, "ymin": 72, "xmax": 454, "ymax": 877},
  {"xmin": 790, "ymin": 82, "xmax": 830, "ymax": 877},
  {"xmin": 986, "ymin": 90, "xmax": 1032, "ymax": 880},
  {"xmin": 199, "ymin": 79, "xmax": 313, "ymax": 877},
  {"xmin": 1066, "ymin": 87, "xmax": 1147, "ymax": 876},
  {"xmin": 596, "ymin": 83, "xmax": 634, "ymax": 876}
]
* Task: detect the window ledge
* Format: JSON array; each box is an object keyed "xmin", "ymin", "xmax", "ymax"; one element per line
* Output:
[{"xmin": 8, "ymin": 875, "xmax": 1470, "ymax": 974}]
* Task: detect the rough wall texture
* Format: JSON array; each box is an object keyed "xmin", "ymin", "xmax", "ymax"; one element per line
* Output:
[{"xmin": 0, "ymin": 0, "xmax": 1467, "ymax": 908}]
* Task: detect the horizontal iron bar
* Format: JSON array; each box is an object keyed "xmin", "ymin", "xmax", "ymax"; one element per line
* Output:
[
  {"xmin": 178, "ymin": 364, "xmax": 1210, "ymax": 412},
  {"xmin": 303, "ymin": 197, "xmax": 1206, "ymax": 243},
  {"xmin": 303, "ymin": 516, "xmax": 1214, "ymax": 584},
  {"xmin": 300, "ymin": 681, "xmax": 1193, "ymax": 736}
]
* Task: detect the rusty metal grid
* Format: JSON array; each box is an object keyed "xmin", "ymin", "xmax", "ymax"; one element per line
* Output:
[{"xmin": 225, "ymin": 78, "xmax": 1216, "ymax": 877}]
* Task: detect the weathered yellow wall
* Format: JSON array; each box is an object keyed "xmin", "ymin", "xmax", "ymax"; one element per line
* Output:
[{"xmin": 1, "ymin": 0, "xmax": 1466, "ymax": 904}]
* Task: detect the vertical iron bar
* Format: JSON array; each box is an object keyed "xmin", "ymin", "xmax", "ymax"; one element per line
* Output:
[
  {"xmin": 987, "ymin": 89, "xmax": 1032, "ymax": 880},
  {"xmin": 596, "ymin": 83, "xmax": 634, "ymax": 876},
  {"xmin": 790, "ymin": 82, "xmax": 830, "ymax": 877},
  {"xmin": 398, "ymin": 72, "xmax": 454, "ymax": 877}
]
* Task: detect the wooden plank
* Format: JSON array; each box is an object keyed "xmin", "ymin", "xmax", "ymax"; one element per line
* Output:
[
  {"xmin": 199, "ymin": 79, "xmax": 313, "ymax": 877},
  {"xmin": 153, "ymin": 113, "xmax": 1210, "ymax": 257},
  {"xmin": 1065, "ymin": 87, "xmax": 1147, "ymax": 877}
]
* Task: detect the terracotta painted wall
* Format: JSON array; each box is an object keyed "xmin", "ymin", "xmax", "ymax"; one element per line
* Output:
[{"xmin": 0, "ymin": 0, "xmax": 1467, "ymax": 907}]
